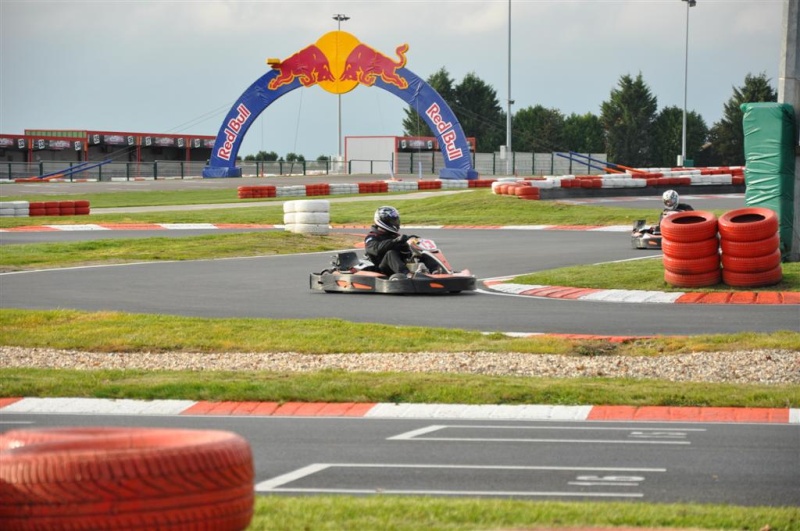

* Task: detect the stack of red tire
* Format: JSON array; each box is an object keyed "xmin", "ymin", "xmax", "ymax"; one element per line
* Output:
[
  {"xmin": 719, "ymin": 207, "xmax": 782, "ymax": 287},
  {"xmin": 238, "ymin": 185, "xmax": 276, "ymax": 199},
  {"xmin": 0, "ymin": 427, "xmax": 254, "ymax": 530},
  {"xmin": 660, "ymin": 211, "xmax": 721, "ymax": 288},
  {"xmin": 513, "ymin": 182, "xmax": 540, "ymax": 200},
  {"xmin": 28, "ymin": 200, "xmax": 90, "ymax": 216}
]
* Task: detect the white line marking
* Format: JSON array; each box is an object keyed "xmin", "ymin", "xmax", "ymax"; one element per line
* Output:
[
  {"xmin": 255, "ymin": 463, "xmax": 667, "ymax": 497},
  {"xmin": 390, "ymin": 425, "xmax": 705, "ymax": 441},
  {"xmin": 255, "ymin": 463, "xmax": 331, "ymax": 490},
  {"xmin": 404, "ymin": 437, "xmax": 690, "ymax": 445},
  {"xmin": 262, "ymin": 487, "xmax": 644, "ymax": 498},
  {"xmin": 389, "ymin": 425, "xmax": 447, "ymax": 440}
]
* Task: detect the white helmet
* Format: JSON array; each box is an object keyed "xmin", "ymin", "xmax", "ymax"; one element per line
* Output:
[{"xmin": 662, "ymin": 190, "xmax": 679, "ymax": 210}]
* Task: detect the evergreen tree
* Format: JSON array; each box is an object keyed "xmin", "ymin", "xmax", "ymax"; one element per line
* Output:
[
  {"xmin": 600, "ymin": 73, "xmax": 658, "ymax": 167},
  {"xmin": 651, "ymin": 106, "xmax": 708, "ymax": 167},
  {"xmin": 512, "ymin": 105, "xmax": 565, "ymax": 153},
  {"xmin": 705, "ymin": 72, "xmax": 777, "ymax": 166},
  {"xmin": 563, "ymin": 113, "xmax": 606, "ymax": 154}
]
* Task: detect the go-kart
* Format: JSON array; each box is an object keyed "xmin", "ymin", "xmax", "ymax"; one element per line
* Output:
[
  {"xmin": 309, "ymin": 237, "xmax": 476, "ymax": 294},
  {"xmin": 631, "ymin": 219, "xmax": 663, "ymax": 250}
]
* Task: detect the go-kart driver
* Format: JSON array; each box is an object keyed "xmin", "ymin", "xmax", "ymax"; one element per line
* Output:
[
  {"xmin": 365, "ymin": 206, "xmax": 436, "ymax": 280},
  {"xmin": 640, "ymin": 190, "xmax": 694, "ymax": 235}
]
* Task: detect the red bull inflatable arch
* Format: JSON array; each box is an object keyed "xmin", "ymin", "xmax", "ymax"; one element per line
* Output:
[{"xmin": 203, "ymin": 31, "xmax": 478, "ymax": 180}]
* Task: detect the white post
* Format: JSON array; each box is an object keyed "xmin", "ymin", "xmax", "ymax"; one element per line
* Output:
[{"xmin": 778, "ymin": 0, "xmax": 799, "ymax": 261}]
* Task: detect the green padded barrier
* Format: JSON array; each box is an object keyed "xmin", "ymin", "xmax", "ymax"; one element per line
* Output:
[{"xmin": 741, "ymin": 102, "xmax": 797, "ymax": 256}]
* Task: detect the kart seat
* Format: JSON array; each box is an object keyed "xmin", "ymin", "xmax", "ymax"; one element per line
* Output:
[{"xmin": 334, "ymin": 251, "xmax": 360, "ymax": 270}]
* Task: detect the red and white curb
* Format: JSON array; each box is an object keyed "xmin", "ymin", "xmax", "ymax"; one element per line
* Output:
[{"xmin": 1, "ymin": 398, "xmax": 797, "ymax": 424}]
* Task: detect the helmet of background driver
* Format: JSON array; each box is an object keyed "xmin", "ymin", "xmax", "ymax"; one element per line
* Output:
[{"xmin": 662, "ymin": 189, "xmax": 679, "ymax": 210}]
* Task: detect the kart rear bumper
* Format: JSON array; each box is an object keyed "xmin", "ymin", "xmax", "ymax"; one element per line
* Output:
[{"xmin": 310, "ymin": 270, "xmax": 476, "ymax": 294}]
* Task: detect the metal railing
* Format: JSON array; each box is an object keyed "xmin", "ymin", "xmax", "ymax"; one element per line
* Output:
[{"xmin": 0, "ymin": 153, "xmax": 606, "ymax": 182}]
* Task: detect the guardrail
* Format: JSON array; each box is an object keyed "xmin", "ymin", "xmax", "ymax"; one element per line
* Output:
[{"xmin": 0, "ymin": 152, "xmax": 608, "ymax": 182}]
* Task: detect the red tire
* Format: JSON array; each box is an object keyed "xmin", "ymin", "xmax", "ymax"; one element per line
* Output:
[
  {"xmin": 722, "ymin": 265, "xmax": 783, "ymax": 288},
  {"xmin": 663, "ymin": 253, "xmax": 720, "ymax": 275},
  {"xmin": 720, "ymin": 233, "xmax": 780, "ymax": 258},
  {"xmin": 515, "ymin": 187, "xmax": 539, "ymax": 198},
  {"xmin": 0, "ymin": 427, "xmax": 254, "ymax": 531},
  {"xmin": 660, "ymin": 211, "xmax": 718, "ymax": 243},
  {"xmin": 664, "ymin": 269, "xmax": 721, "ymax": 288},
  {"xmin": 721, "ymin": 249, "xmax": 782, "ymax": 273},
  {"xmin": 661, "ymin": 236, "xmax": 719, "ymax": 260},
  {"xmin": 718, "ymin": 207, "xmax": 778, "ymax": 242}
]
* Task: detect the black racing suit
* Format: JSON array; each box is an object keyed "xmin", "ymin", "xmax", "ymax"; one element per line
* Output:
[{"xmin": 364, "ymin": 225, "xmax": 411, "ymax": 276}]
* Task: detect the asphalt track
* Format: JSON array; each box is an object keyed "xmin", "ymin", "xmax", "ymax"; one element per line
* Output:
[
  {"xmin": 0, "ymin": 191, "xmax": 797, "ymax": 336},
  {"xmin": 1, "ymin": 226, "xmax": 797, "ymax": 335},
  {"xmin": 1, "ymin": 411, "xmax": 798, "ymax": 507}
]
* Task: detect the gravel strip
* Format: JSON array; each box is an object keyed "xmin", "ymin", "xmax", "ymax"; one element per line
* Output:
[{"xmin": 1, "ymin": 347, "xmax": 798, "ymax": 384}]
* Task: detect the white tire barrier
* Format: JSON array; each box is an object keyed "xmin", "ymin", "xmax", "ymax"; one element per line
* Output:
[
  {"xmin": 438, "ymin": 179, "xmax": 469, "ymax": 190},
  {"xmin": 329, "ymin": 183, "xmax": 359, "ymax": 194},
  {"xmin": 283, "ymin": 200, "xmax": 330, "ymax": 235},
  {"xmin": 387, "ymin": 181, "xmax": 419, "ymax": 192},
  {"xmin": 0, "ymin": 201, "xmax": 30, "ymax": 217}
]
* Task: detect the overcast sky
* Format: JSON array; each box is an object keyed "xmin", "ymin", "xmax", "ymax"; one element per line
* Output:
[{"xmin": 0, "ymin": 0, "xmax": 787, "ymax": 160}]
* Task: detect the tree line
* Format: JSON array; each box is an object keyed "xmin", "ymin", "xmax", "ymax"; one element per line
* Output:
[
  {"xmin": 403, "ymin": 68, "xmax": 778, "ymax": 168},
  {"xmin": 243, "ymin": 69, "xmax": 777, "ymax": 168}
]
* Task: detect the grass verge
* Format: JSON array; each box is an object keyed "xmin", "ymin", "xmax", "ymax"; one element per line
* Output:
[
  {"xmin": 0, "ymin": 189, "xmax": 669, "ymax": 228},
  {"xmin": 0, "ymin": 232, "xmax": 360, "ymax": 271},
  {"xmin": 247, "ymin": 496, "xmax": 799, "ymax": 530},
  {"xmin": 1, "ymin": 310, "xmax": 798, "ymax": 407},
  {"xmin": 2, "ymin": 368, "xmax": 796, "ymax": 408},
  {"xmin": 513, "ymin": 256, "xmax": 800, "ymax": 292}
]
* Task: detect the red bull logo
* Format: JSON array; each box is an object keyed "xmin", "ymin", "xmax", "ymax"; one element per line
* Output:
[
  {"xmin": 266, "ymin": 32, "xmax": 408, "ymax": 95},
  {"xmin": 340, "ymin": 43, "xmax": 409, "ymax": 89},
  {"xmin": 216, "ymin": 103, "xmax": 251, "ymax": 161},
  {"xmin": 268, "ymin": 44, "xmax": 335, "ymax": 91},
  {"xmin": 425, "ymin": 103, "xmax": 463, "ymax": 161}
]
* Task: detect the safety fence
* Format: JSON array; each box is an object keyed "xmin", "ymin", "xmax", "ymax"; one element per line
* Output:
[{"xmin": 0, "ymin": 152, "xmax": 607, "ymax": 182}]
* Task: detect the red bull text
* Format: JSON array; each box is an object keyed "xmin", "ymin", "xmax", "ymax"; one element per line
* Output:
[
  {"xmin": 425, "ymin": 102, "xmax": 463, "ymax": 161},
  {"xmin": 341, "ymin": 43, "xmax": 408, "ymax": 89},
  {"xmin": 268, "ymin": 44, "xmax": 335, "ymax": 90},
  {"xmin": 216, "ymin": 104, "xmax": 251, "ymax": 161}
]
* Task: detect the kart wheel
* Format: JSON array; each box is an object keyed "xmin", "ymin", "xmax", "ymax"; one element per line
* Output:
[
  {"xmin": 718, "ymin": 207, "xmax": 779, "ymax": 242},
  {"xmin": 660, "ymin": 211, "xmax": 718, "ymax": 243}
]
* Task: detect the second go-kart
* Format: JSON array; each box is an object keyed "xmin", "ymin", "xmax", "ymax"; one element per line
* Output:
[
  {"xmin": 310, "ymin": 237, "xmax": 476, "ymax": 294},
  {"xmin": 631, "ymin": 219, "xmax": 663, "ymax": 250}
]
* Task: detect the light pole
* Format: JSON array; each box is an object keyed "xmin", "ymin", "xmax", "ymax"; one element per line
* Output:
[
  {"xmin": 333, "ymin": 14, "xmax": 349, "ymax": 165},
  {"xmin": 506, "ymin": 0, "xmax": 513, "ymax": 175},
  {"xmin": 680, "ymin": 0, "xmax": 696, "ymax": 167}
]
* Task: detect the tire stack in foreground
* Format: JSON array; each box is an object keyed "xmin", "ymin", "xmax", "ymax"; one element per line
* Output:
[
  {"xmin": 719, "ymin": 207, "xmax": 782, "ymax": 288},
  {"xmin": 660, "ymin": 211, "xmax": 721, "ymax": 288},
  {"xmin": 0, "ymin": 427, "xmax": 254, "ymax": 531}
]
